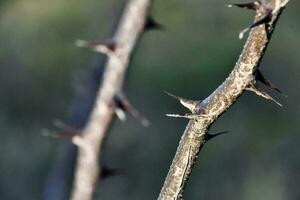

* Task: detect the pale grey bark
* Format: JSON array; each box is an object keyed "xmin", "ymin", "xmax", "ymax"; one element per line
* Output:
[
  {"xmin": 69, "ymin": 1, "xmax": 152, "ymax": 200},
  {"xmin": 158, "ymin": 0, "xmax": 290, "ymax": 199}
]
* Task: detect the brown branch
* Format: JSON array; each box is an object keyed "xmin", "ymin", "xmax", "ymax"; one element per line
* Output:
[
  {"xmin": 158, "ymin": 0, "xmax": 289, "ymax": 199},
  {"xmin": 69, "ymin": 0, "xmax": 153, "ymax": 200}
]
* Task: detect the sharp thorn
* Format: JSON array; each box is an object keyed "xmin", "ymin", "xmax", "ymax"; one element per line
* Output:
[
  {"xmin": 238, "ymin": 7, "xmax": 272, "ymax": 39},
  {"xmin": 246, "ymin": 83, "xmax": 283, "ymax": 107},
  {"xmin": 227, "ymin": 1, "xmax": 260, "ymax": 10},
  {"xmin": 165, "ymin": 92, "xmax": 200, "ymax": 113},
  {"xmin": 145, "ymin": 16, "xmax": 164, "ymax": 31},
  {"xmin": 255, "ymin": 70, "xmax": 287, "ymax": 97},
  {"xmin": 205, "ymin": 131, "xmax": 229, "ymax": 142}
]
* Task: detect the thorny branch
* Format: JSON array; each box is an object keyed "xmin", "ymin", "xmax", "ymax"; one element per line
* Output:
[
  {"xmin": 69, "ymin": 0, "xmax": 153, "ymax": 200},
  {"xmin": 158, "ymin": 0, "xmax": 290, "ymax": 199}
]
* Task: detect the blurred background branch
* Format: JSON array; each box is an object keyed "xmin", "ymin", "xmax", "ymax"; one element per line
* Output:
[{"xmin": 69, "ymin": 0, "xmax": 153, "ymax": 200}]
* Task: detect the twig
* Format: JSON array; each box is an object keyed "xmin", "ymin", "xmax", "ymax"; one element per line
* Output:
[
  {"xmin": 158, "ymin": 0, "xmax": 289, "ymax": 199},
  {"xmin": 70, "ymin": 0, "xmax": 152, "ymax": 200}
]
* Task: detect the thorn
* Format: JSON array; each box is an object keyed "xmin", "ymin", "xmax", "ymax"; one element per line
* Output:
[
  {"xmin": 101, "ymin": 166, "xmax": 120, "ymax": 179},
  {"xmin": 41, "ymin": 120, "xmax": 81, "ymax": 139},
  {"xmin": 114, "ymin": 94, "xmax": 150, "ymax": 127},
  {"xmin": 238, "ymin": 5, "xmax": 273, "ymax": 39},
  {"xmin": 75, "ymin": 39, "xmax": 117, "ymax": 55},
  {"xmin": 166, "ymin": 113, "xmax": 201, "ymax": 120},
  {"xmin": 53, "ymin": 120, "xmax": 78, "ymax": 133},
  {"xmin": 165, "ymin": 92, "xmax": 200, "ymax": 113},
  {"xmin": 227, "ymin": 1, "xmax": 260, "ymax": 10},
  {"xmin": 115, "ymin": 108, "xmax": 126, "ymax": 121},
  {"xmin": 250, "ymin": 8, "xmax": 272, "ymax": 27},
  {"xmin": 145, "ymin": 16, "xmax": 164, "ymax": 31},
  {"xmin": 246, "ymin": 83, "xmax": 283, "ymax": 107},
  {"xmin": 205, "ymin": 131, "xmax": 229, "ymax": 142},
  {"xmin": 41, "ymin": 129, "xmax": 62, "ymax": 139},
  {"xmin": 41, "ymin": 127, "xmax": 79, "ymax": 140},
  {"xmin": 255, "ymin": 70, "xmax": 287, "ymax": 97}
]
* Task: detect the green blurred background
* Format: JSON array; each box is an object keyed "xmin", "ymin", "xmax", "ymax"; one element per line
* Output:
[{"xmin": 0, "ymin": 0, "xmax": 299, "ymax": 199}]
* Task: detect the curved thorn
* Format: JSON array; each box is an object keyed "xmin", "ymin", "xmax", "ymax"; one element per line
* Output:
[{"xmin": 239, "ymin": 28, "xmax": 250, "ymax": 39}]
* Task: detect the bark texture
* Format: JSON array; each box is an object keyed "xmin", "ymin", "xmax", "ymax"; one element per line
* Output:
[
  {"xmin": 158, "ymin": 0, "xmax": 290, "ymax": 199},
  {"xmin": 70, "ymin": 0, "xmax": 152, "ymax": 200}
]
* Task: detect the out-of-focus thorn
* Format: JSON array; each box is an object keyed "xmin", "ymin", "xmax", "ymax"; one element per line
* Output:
[
  {"xmin": 101, "ymin": 166, "xmax": 120, "ymax": 179},
  {"xmin": 42, "ymin": 120, "xmax": 80, "ymax": 139},
  {"xmin": 205, "ymin": 131, "xmax": 229, "ymax": 142},
  {"xmin": 114, "ymin": 94, "xmax": 150, "ymax": 127},
  {"xmin": 115, "ymin": 108, "xmax": 126, "ymax": 122},
  {"xmin": 75, "ymin": 39, "xmax": 117, "ymax": 55},
  {"xmin": 166, "ymin": 113, "xmax": 200, "ymax": 120},
  {"xmin": 165, "ymin": 92, "xmax": 201, "ymax": 113},
  {"xmin": 255, "ymin": 70, "xmax": 287, "ymax": 97},
  {"xmin": 227, "ymin": 1, "xmax": 260, "ymax": 10},
  {"xmin": 145, "ymin": 16, "xmax": 164, "ymax": 31},
  {"xmin": 41, "ymin": 129, "xmax": 61, "ymax": 139},
  {"xmin": 246, "ymin": 83, "xmax": 283, "ymax": 107}
]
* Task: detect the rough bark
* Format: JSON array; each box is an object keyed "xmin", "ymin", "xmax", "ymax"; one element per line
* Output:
[
  {"xmin": 69, "ymin": 0, "xmax": 152, "ymax": 200},
  {"xmin": 158, "ymin": 0, "xmax": 290, "ymax": 199}
]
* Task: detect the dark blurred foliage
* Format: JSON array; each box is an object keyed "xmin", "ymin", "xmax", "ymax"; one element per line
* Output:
[{"xmin": 0, "ymin": 0, "xmax": 299, "ymax": 199}]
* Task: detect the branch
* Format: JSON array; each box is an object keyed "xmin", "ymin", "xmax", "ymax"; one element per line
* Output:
[
  {"xmin": 158, "ymin": 0, "xmax": 289, "ymax": 199},
  {"xmin": 69, "ymin": 0, "xmax": 153, "ymax": 200}
]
